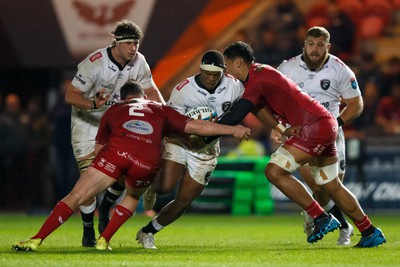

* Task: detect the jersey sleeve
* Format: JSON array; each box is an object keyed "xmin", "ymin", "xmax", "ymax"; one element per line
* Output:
[
  {"xmin": 166, "ymin": 81, "xmax": 189, "ymax": 114},
  {"xmin": 71, "ymin": 54, "xmax": 100, "ymax": 93},
  {"xmin": 135, "ymin": 55, "xmax": 156, "ymax": 90},
  {"xmin": 163, "ymin": 105, "xmax": 192, "ymax": 134},
  {"xmin": 338, "ymin": 64, "xmax": 362, "ymax": 99}
]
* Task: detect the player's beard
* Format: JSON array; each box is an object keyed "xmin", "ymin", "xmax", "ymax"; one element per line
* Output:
[{"xmin": 303, "ymin": 50, "xmax": 328, "ymax": 71}]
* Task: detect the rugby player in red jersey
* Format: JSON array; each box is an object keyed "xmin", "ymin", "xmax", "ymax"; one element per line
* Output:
[
  {"xmin": 12, "ymin": 80, "xmax": 250, "ymax": 251},
  {"xmin": 215, "ymin": 41, "xmax": 385, "ymax": 248}
]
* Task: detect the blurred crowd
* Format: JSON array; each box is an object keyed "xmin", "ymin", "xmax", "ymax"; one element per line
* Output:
[
  {"xmin": 1, "ymin": 0, "xmax": 400, "ymax": 211},
  {"xmin": 226, "ymin": 0, "xmax": 400, "ymax": 156},
  {"xmin": 0, "ymin": 77, "xmax": 79, "ymax": 212}
]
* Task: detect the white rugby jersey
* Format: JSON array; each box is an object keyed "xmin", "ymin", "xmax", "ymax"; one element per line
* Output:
[
  {"xmin": 166, "ymin": 73, "xmax": 244, "ymax": 154},
  {"xmin": 277, "ymin": 54, "xmax": 361, "ymax": 118},
  {"xmin": 70, "ymin": 47, "xmax": 155, "ymax": 158},
  {"xmin": 167, "ymin": 73, "xmax": 244, "ymax": 117}
]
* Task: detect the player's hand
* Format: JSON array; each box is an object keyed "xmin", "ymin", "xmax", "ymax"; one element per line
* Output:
[
  {"xmin": 94, "ymin": 89, "xmax": 111, "ymax": 108},
  {"xmin": 283, "ymin": 126, "xmax": 301, "ymax": 137},
  {"xmin": 270, "ymin": 129, "xmax": 282, "ymax": 144},
  {"xmin": 209, "ymin": 114, "xmax": 218, "ymax": 123},
  {"xmin": 233, "ymin": 125, "xmax": 251, "ymax": 140}
]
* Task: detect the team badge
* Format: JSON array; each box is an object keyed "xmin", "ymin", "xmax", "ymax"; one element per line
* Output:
[
  {"xmin": 320, "ymin": 79, "xmax": 330, "ymax": 90},
  {"xmin": 350, "ymin": 78, "xmax": 358, "ymax": 89},
  {"xmin": 222, "ymin": 101, "xmax": 231, "ymax": 112}
]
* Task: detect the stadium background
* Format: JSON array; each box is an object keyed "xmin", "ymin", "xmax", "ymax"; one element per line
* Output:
[{"xmin": 0, "ymin": 0, "xmax": 399, "ymax": 214}]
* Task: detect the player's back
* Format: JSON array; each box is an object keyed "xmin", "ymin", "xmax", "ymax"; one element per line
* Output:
[
  {"xmin": 245, "ymin": 63, "xmax": 331, "ymax": 126},
  {"xmin": 100, "ymin": 99, "xmax": 180, "ymax": 165}
]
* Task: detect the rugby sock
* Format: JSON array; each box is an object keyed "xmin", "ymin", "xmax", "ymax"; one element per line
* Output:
[
  {"xmin": 354, "ymin": 215, "xmax": 374, "ymax": 236},
  {"xmin": 100, "ymin": 205, "xmax": 132, "ymax": 242},
  {"xmin": 142, "ymin": 218, "xmax": 163, "ymax": 234},
  {"xmin": 305, "ymin": 200, "xmax": 326, "ymax": 219},
  {"xmin": 32, "ymin": 201, "xmax": 73, "ymax": 240},
  {"xmin": 99, "ymin": 183, "xmax": 125, "ymax": 215},
  {"xmin": 327, "ymin": 205, "xmax": 349, "ymax": 229},
  {"xmin": 80, "ymin": 201, "xmax": 96, "ymax": 229}
]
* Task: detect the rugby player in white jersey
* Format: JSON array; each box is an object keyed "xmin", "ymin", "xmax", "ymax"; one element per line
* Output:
[
  {"xmin": 136, "ymin": 50, "xmax": 244, "ymax": 249},
  {"xmin": 65, "ymin": 20, "xmax": 165, "ymax": 247},
  {"xmin": 274, "ymin": 26, "xmax": 363, "ymax": 245}
]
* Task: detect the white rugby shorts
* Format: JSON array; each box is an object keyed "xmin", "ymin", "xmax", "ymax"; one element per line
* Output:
[{"xmin": 162, "ymin": 142, "xmax": 218, "ymax": 185}]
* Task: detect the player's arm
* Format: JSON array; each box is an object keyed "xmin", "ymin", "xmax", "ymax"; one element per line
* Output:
[
  {"xmin": 144, "ymin": 85, "xmax": 166, "ymax": 104},
  {"xmin": 218, "ymin": 98, "xmax": 254, "ymax": 125},
  {"xmin": 185, "ymin": 119, "xmax": 250, "ymax": 140},
  {"xmin": 199, "ymin": 98, "xmax": 253, "ymax": 143},
  {"xmin": 253, "ymin": 106, "xmax": 300, "ymax": 136},
  {"xmin": 65, "ymin": 84, "xmax": 110, "ymax": 109},
  {"xmin": 337, "ymin": 95, "xmax": 363, "ymax": 127}
]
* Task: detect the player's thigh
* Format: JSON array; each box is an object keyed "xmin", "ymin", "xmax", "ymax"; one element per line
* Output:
[
  {"xmin": 298, "ymin": 164, "xmax": 320, "ymax": 192},
  {"xmin": 159, "ymin": 143, "xmax": 187, "ymax": 192},
  {"xmin": 65, "ymin": 166, "xmax": 116, "ymax": 207},
  {"xmin": 156, "ymin": 159, "xmax": 185, "ymax": 193},
  {"xmin": 175, "ymin": 171, "xmax": 205, "ymax": 203}
]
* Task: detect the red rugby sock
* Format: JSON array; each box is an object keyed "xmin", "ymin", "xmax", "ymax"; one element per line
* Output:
[
  {"xmin": 354, "ymin": 215, "xmax": 372, "ymax": 232},
  {"xmin": 305, "ymin": 200, "xmax": 325, "ymax": 219},
  {"xmin": 100, "ymin": 205, "xmax": 133, "ymax": 242},
  {"xmin": 32, "ymin": 201, "xmax": 74, "ymax": 240}
]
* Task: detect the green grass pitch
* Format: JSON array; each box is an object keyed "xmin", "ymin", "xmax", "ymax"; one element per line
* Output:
[{"xmin": 1, "ymin": 213, "xmax": 399, "ymax": 267}]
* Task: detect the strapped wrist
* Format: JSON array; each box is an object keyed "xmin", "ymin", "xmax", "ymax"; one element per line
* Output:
[{"xmin": 275, "ymin": 123, "xmax": 286, "ymax": 134}]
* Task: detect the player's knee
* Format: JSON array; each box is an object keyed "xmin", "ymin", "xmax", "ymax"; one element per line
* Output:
[
  {"xmin": 311, "ymin": 163, "xmax": 338, "ymax": 185},
  {"xmin": 267, "ymin": 147, "xmax": 300, "ymax": 180},
  {"xmin": 155, "ymin": 182, "xmax": 175, "ymax": 195}
]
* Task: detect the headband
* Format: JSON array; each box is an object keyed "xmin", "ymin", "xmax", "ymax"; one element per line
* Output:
[
  {"xmin": 200, "ymin": 64, "xmax": 224, "ymax": 72},
  {"xmin": 115, "ymin": 35, "xmax": 140, "ymax": 43}
]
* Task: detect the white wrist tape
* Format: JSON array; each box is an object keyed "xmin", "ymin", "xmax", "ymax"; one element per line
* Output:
[{"xmin": 276, "ymin": 123, "xmax": 286, "ymax": 134}]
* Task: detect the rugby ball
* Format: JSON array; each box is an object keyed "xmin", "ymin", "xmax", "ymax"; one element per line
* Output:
[{"xmin": 185, "ymin": 106, "xmax": 217, "ymax": 120}]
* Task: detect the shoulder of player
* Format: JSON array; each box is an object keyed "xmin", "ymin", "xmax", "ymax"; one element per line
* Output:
[
  {"xmin": 277, "ymin": 55, "xmax": 301, "ymax": 71},
  {"xmin": 131, "ymin": 51, "xmax": 148, "ymax": 65},
  {"xmin": 327, "ymin": 54, "xmax": 350, "ymax": 70},
  {"xmin": 173, "ymin": 76, "xmax": 196, "ymax": 91},
  {"xmin": 87, "ymin": 47, "xmax": 108, "ymax": 63}
]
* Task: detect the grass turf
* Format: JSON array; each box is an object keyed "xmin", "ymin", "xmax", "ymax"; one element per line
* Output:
[{"xmin": 1, "ymin": 213, "xmax": 398, "ymax": 267}]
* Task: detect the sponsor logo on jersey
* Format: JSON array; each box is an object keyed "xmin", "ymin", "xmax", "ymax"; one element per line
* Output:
[
  {"xmin": 320, "ymin": 79, "xmax": 330, "ymax": 90},
  {"xmin": 350, "ymin": 77, "xmax": 358, "ymax": 89},
  {"xmin": 90, "ymin": 52, "xmax": 102, "ymax": 62},
  {"xmin": 108, "ymin": 65, "xmax": 117, "ymax": 72},
  {"xmin": 117, "ymin": 150, "xmax": 151, "ymax": 170},
  {"xmin": 217, "ymin": 86, "xmax": 226, "ymax": 94},
  {"xmin": 176, "ymin": 79, "xmax": 189, "ymax": 91},
  {"xmin": 98, "ymin": 157, "xmax": 106, "ymax": 167},
  {"xmin": 208, "ymin": 96, "xmax": 216, "ymax": 103},
  {"xmin": 197, "ymin": 90, "xmax": 207, "ymax": 96},
  {"xmin": 101, "ymin": 83, "xmax": 114, "ymax": 90},
  {"xmin": 299, "ymin": 63, "xmax": 308, "ymax": 70},
  {"xmin": 75, "ymin": 74, "xmax": 86, "ymax": 85},
  {"xmin": 123, "ymin": 120, "xmax": 153, "ymax": 135}
]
